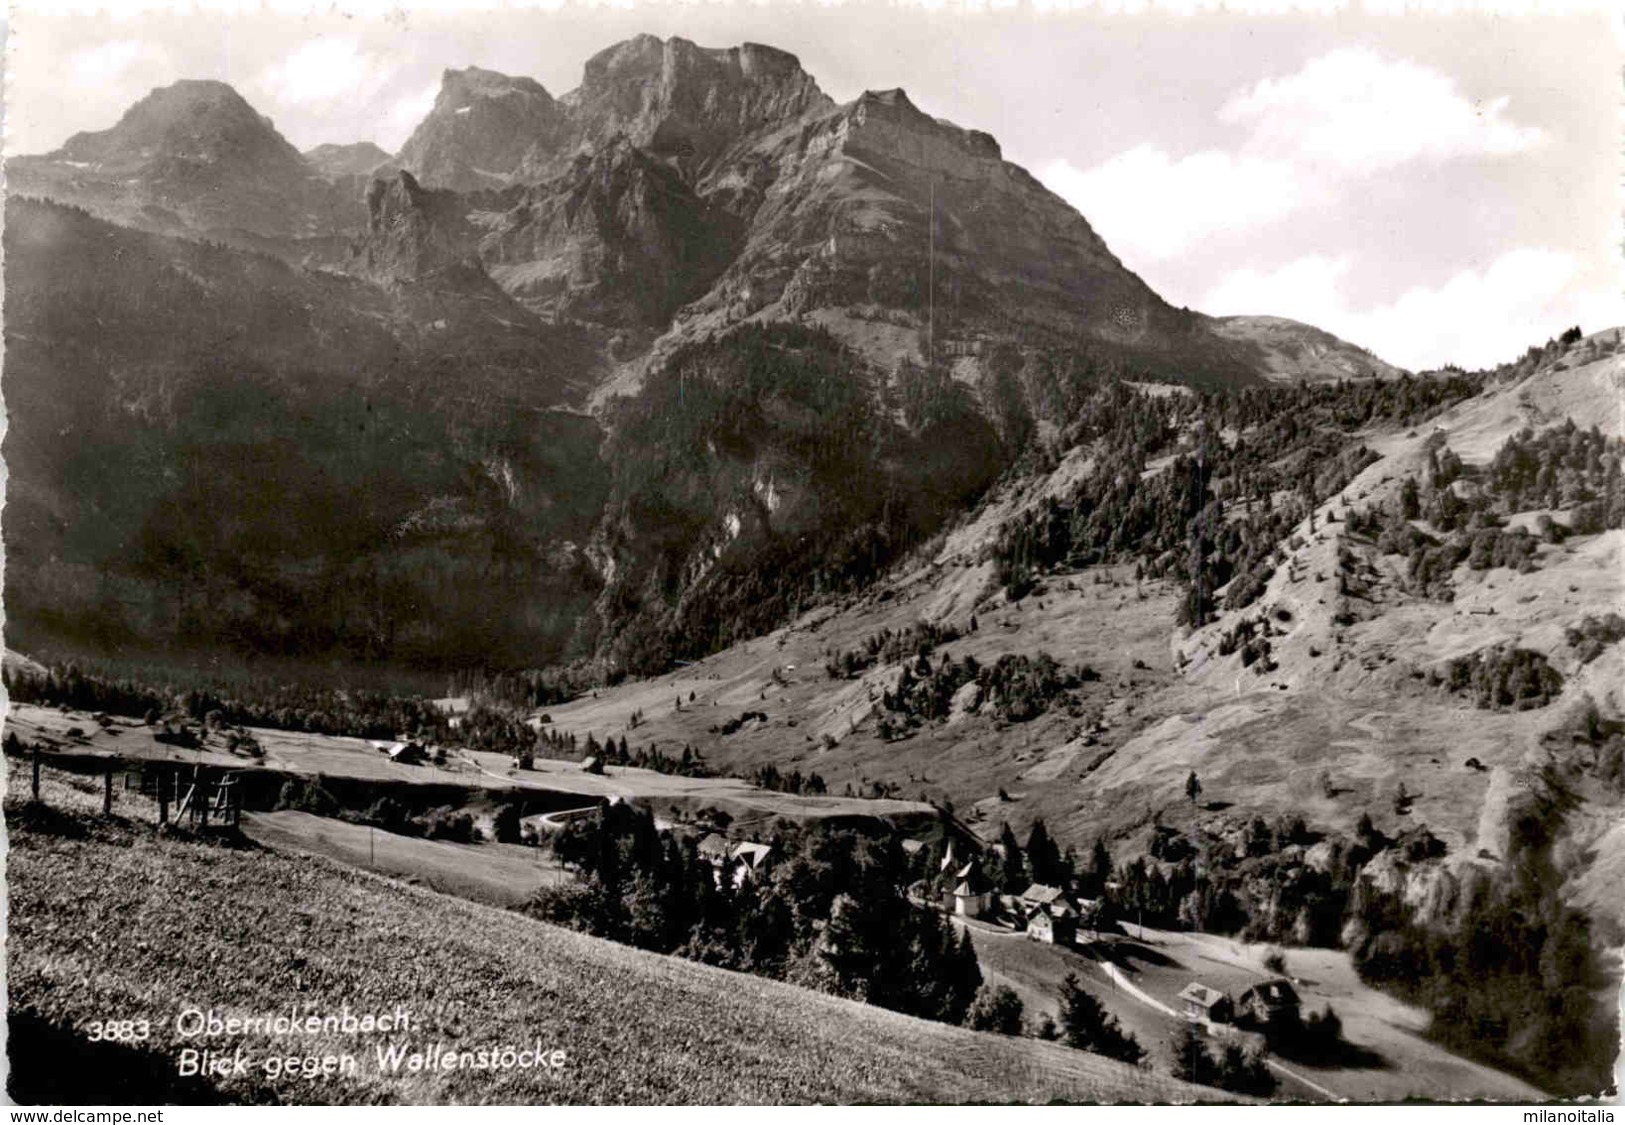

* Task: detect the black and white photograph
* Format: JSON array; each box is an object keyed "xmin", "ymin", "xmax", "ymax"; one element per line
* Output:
[{"xmin": 1, "ymin": 0, "xmax": 1622, "ymax": 1108}]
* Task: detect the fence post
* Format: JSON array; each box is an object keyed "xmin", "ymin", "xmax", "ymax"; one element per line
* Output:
[
  {"xmin": 158, "ymin": 769, "xmax": 169, "ymax": 826},
  {"xmin": 103, "ymin": 762, "xmax": 113, "ymax": 816},
  {"xmin": 31, "ymin": 745, "xmax": 41, "ymax": 802}
]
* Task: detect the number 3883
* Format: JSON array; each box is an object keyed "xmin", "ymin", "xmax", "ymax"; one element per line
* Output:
[{"xmin": 86, "ymin": 1018, "xmax": 151, "ymax": 1042}]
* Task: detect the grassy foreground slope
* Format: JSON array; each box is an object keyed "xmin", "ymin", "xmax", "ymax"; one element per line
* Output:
[{"xmin": 6, "ymin": 764, "xmax": 1222, "ymax": 1105}]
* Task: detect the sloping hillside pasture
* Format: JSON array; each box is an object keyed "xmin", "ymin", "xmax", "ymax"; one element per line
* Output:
[
  {"xmin": 6, "ymin": 760, "xmax": 1229, "ymax": 1105},
  {"xmin": 240, "ymin": 810, "xmax": 567, "ymax": 908},
  {"xmin": 537, "ymin": 562, "xmax": 1190, "ymax": 838}
]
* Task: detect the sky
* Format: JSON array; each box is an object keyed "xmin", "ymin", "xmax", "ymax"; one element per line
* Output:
[{"xmin": 5, "ymin": 0, "xmax": 1621, "ymax": 371}]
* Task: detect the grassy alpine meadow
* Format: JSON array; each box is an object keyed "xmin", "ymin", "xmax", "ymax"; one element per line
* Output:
[{"xmin": 5, "ymin": 760, "xmax": 1229, "ymax": 1105}]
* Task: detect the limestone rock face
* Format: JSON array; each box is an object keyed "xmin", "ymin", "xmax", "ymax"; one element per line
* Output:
[
  {"xmin": 395, "ymin": 67, "xmax": 570, "ymax": 191},
  {"xmin": 478, "ymin": 139, "xmax": 736, "ymax": 326},
  {"xmin": 346, "ymin": 36, "xmax": 1364, "ymax": 383},
  {"xmin": 356, "ymin": 171, "xmax": 485, "ymax": 285},
  {"xmin": 566, "ymin": 36, "xmax": 832, "ymax": 179},
  {"xmin": 947, "ymin": 680, "xmax": 984, "ymax": 725},
  {"xmin": 371, "ymin": 40, "xmax": 827, "ymax": 325},
  {"xmin": 396, "ymin": 40, "xmax": 830, "ymax": 193},
  {"xmin": 656, "ymin": 83, "xmax": 1255, "ymax": 386}
]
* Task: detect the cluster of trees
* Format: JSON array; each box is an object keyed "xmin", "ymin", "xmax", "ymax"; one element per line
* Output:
[
  {"xmin": 992, "ymin": 370, "xmax": 1476, "ymax": 628},
  {"xmin": 1429, "ymin": 645, "xmax": 1565, "ymax": 711},
  {"xmin": 1471, "ymin": 325, "xmax": 1587, "ymax": 387},
  {"xmin": 3, "ymin": 659, "xmax": 450, "ymax": 742},
  {"xmin": 447, "ymin": 665, "xmax": 596, "ymax": 710},
  {"xmin": 1564, "ymin": 703, "xmax": 1625, "ymax": 798},
  {"xmin": 1565, "ymin": 613, "xmax": 1625, "ymax": 664},
  {"xmin": 274, "ymin": 778, "xmax": 479, "ymax": 843},
  {"xmin": 1347, "ymin": 804, "xmax": 1613, "ymax": 1094},
  {"xmin": 713, "ymin": 710, "xmax": 768, "ymax": 736},
  {"xmin": 1350, "ymin": 421, "xmax": 1621, "ymax": 602},
  {"xmin": 1057, "ymin": 974, "xmax": 1145, "ymax": 1065},
  {"xmin": 877, "ymin": 651, "xmax": 1093, "ymax": 738},
  {"xmin": 1168, "ymin": 1023, "xmax": 1275, "ymax": 1097},
  {"xmin": 965, "ymin": 984, "xmax": 1025, "ymax": 1035},
  {"xmin": 528, "ymin": 808, "xmax": 986, "ymax": 1027},
  {"xmin": 823, "ymin": 620, "xmax": 964, "ymax": 681},
  {"xmin": 1351, "ymin": 496, "xmax": 1537, "ymax": 603},
  {"xmin": 1214, "ymin": 617, "xmax": 1276, "ymax": 673},
  {"xmin": 1412, "ymin": 525, "xmax": 1540, "ymax": 598},
  {"xmin": 987, "ymin": 818, "xmax": 1112, "ymax": 898},
  {"xmin": 747, "ymin": 763, "xmax": 828, "ymax": 795},
  {"xmin": 600, "ymin": 738, "xmax": 711, "ymax": 777},
  {"xmin": 1483, "ymin": 420, "xmax": 1624, "ymax": 521},
  {"xmin": 1108, "ymin": 814, "xmax": 1394, "ymax": 948},
  {"xmin": 459, "ymin": 703, "xmax": 537, "ymax": 759},
  {"xmin": 456, "ymin": 705, "xmax": 717, "ymax": 778},
  {"xmin": 878, "ymin": 654, "xmax": 979, "ymax": 734}
]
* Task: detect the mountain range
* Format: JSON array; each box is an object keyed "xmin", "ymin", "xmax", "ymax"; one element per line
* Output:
[
  {"xmin": 10, "ymin": 35, "xmax": 1396, "ymax": 386},
  {"xmin": 4, "ymin": 34, "xmax": 1413, "ymax": 677}
]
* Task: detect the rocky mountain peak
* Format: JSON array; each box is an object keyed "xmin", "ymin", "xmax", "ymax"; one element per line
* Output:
[
  {"xmin": 356, "ymin": 170, "xmax": 484, "ymax": 284},
  {"xmin": 383, "ymin": 37, "xmax": 832, "ymax": 194},
  {"xmin": 53, "ymin": 78, "xmax": 303, "ymax": 171},
  {"xmin": 394, "ymin": 66, "xmax": 568, "ymax": 191},
  {"xmin": 8, "ymin": 77, "xmax": 367, "ymax": 245},
  {"xmin": 842, "ymin": 87, "xmax": 1003, "ymax": 166},
  {"xmin": 569, "ymin": 35, "xmax": 832, "ymax": 175},
  {"xmin": 439, "ymin": 65, "xmax": 553, "ymax": 105}
]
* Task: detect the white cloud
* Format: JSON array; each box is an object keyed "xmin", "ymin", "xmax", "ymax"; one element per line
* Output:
[
  {"xmin": 381, "ymin": 81, "xmax": 441, "ymax": 150},
  {"xmin": 69, "ymin": 40, "xmax": 164, "ymax": 87},
  {"xmin": 1038, "ymin": 147, "xmax": 1309, "ymax": 261},
  {"xmin": 1042, "ymin": 48, "xmax": 1546, "ymax": 264},
  {"xmin": 1203, "ymin": 247, "xmax": 1623, "ymax": 370},
  {"xmin": 259, "ymin": 39, "xmax": 394, "ymax": 107},
  {"xmin": 5, "ymin": 39, "xmax": 178, "ymax": 153},
  {"xmin": 1205, "ymin": 253, "xmax": 1354, "ymax": 323},
  {"xmin": 1221, "ymin": 47, "xmax": 1545, "ymax": 172}
]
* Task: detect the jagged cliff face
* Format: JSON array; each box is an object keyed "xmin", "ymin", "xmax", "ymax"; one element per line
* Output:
[
  {"xmin": 394, "ymin": 67, "xmax": 570, "ymax": 191},
  {"xmin": 668, "ymin": 88, "xmax": 1231, "ymax": 369},
  {"xmin": 479, "ymin": 140, "xmax": 738, "ymax": 326},
  {"xmin": 565, "ymin": 35, "xmax": 832, "ymax": 179},
  {"xmin": 376, "ymin": 37, "xmax": 828, "ymax": 328},
  {"xmin": 393, "ymin": 37, "xmax": 831, "ymax": 194},
  {"xmin": 356, "ymin": 170, "xmax": 486, "ymax": 284},
  {"xmin": 360, "ymin": 39, "xmax": 1261, "ymax": 385}
]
